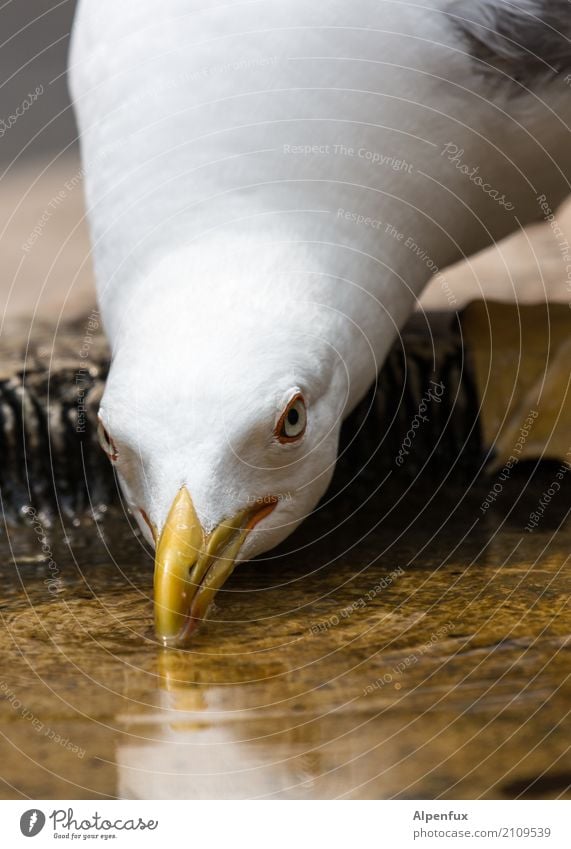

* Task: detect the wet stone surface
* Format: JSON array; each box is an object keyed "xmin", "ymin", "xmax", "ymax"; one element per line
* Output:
[{"xmin": 0, "ymin": 467, "xmax": 569, "ymax": 799}]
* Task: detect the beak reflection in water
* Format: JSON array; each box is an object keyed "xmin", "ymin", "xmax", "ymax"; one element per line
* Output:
[{"xmin": 153, "ymin": 487, "xmax": 277, "ymax": 647}]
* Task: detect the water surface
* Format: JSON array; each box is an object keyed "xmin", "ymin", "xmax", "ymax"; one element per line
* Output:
[{"xmin": 0, "ymin": 469, "xmax": 569, "ymax": 799}]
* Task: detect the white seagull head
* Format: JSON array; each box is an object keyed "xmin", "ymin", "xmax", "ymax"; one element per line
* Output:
[{"xmin": 97, "ymin": 246, "xmax": 349, "ymax": 645}]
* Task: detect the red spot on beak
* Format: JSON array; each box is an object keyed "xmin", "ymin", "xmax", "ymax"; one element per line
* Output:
[{"xmin": 139, "ymin": 509, "xmax": 157, "ymax": 542}]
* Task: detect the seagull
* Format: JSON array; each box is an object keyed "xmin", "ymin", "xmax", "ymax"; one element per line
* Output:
[{"xmin": 69, "ymin": 0, "xmax": 571, "ymax": 645}]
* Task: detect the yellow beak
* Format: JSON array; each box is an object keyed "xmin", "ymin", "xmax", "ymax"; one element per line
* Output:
[{"xmin": 153, "ymin": 487, "xmax": 277, "ymax": 647}]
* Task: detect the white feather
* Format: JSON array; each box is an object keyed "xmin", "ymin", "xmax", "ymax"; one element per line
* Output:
[{"xmin": 69, "ymin": 0, "xmax": 571, "ymax": 550}]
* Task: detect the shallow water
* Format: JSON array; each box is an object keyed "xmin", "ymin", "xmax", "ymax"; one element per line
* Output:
[{"xmin": 0, "ymin": 469, "xmax": 569, "ymax": 799}]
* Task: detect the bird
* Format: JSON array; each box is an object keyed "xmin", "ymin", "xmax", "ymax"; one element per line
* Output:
[{"xmin": 69, "ymin": 0, "xmax": 571, "ymax": 646}]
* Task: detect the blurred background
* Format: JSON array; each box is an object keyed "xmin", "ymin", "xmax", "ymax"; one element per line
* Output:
[
  {"xmin": 1, "ymin": 0, "xmax": 571, "ymax": 330},
  {"xmin": 0, "ymin": 0, "xmax": 91, "ymax": 322}
]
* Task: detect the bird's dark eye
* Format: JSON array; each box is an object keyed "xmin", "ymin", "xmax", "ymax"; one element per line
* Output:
[
  {"xmin": 288, "ymin": 408, "xmax": 299, "ymax": 426},
  {"xmin": 276, "ymin": 394, "xmax": 306, "ymax": 443},
  {"xmin": 97, "ymin": 418, "xmax": 118, "ymax": 461}
]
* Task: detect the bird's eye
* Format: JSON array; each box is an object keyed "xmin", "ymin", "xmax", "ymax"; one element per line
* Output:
[
  {"xmin": 276, "ymin": 394, "xmax": 307, "ymax": 443},
  {"xmin": 97, "ymin": 419, "xmax": 118, "ymax": 461}
]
